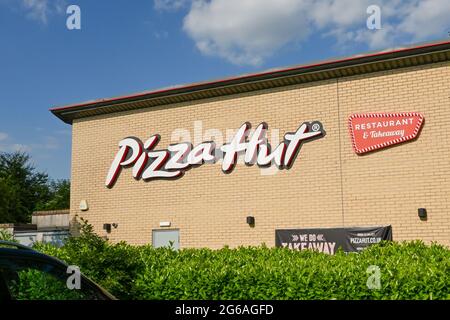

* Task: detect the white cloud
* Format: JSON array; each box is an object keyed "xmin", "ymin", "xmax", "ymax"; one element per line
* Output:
[
  {"xmin": 21, "ymin": 0, "xmax": 49, "ymax": 24},
  {"xmin": 178, "ymin": 0, "xmax": 450, "ymax": 65},
  {"xmin": 0, "ymin": 135, "xmax": 60, "ymax": 154},
  {"xmin": 11, "ymin": 144, "xmax": 32, "ymax": 153},
  {"xmin": 54, "ymin": 129, "xmax": 71, "ymax": 136},
  {"xmin": 398, "ymin": 0, "xmax": 450, "ymax": 41},
  {"xmin": 0, "ymin": 141, "xmax": 33, "ymax": 153},
  {"xmin": 153, "ymin": 30, "xmax": 169, "ymax": 39},
  {"xmin": 0, "ymin": 0, "xmax": 67, "ymax": 24},
  {"xmin": 41, "ymin": 136, "xmax": 59, "ymax": 150},
  {"xmin": 154, "ymin": 0, "xmax": 189, "ymax": 11},
  {"xmin": 183, "ymin": 0, "xmax": 312, "ymax": 65},
  {"xmin": 310, "ymin": 0, "xmax": 371, "ymax": 29}
]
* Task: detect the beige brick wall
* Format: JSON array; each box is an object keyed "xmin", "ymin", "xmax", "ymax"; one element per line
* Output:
[{"xmin": 70, "ymin": 61, "xmax": 450, "ymax": 248}]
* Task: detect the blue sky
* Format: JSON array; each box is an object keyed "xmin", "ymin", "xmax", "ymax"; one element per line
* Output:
[{"xmin": 0, "ymin": 0, "xmax": 449, "ymax": 180}]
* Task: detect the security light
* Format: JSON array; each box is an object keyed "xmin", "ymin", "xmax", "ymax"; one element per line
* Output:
[
  {"xmin": 103, "ymin": 223, "xmax": 112, "ymax": 233},
  {"xmin": 418, "ymin": 208, "xmax": 427, "ymax": 220}
]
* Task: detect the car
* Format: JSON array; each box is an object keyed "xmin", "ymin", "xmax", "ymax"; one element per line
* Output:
[{"xmin": 0, "ymin": 240, "xmax": 116, "ymax": 300}]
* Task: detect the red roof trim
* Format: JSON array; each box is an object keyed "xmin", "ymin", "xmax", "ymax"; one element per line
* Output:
[{"xmin": 50, "ymin": 40, "xmax": 450, "ymax": 113}]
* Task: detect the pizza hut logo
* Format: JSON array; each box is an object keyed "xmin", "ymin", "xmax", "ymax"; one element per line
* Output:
[
  {"xmin": 105, "ymin": 121, "xmax": 325, "ymax": 188},
  {"xmin": 348, "ymin": 112, "xmax": 424, "ymax": 155}
]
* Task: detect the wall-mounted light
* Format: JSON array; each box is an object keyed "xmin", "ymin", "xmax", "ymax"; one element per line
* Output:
[
  {"xmin": 79, "ymin": 200, "xmax": 89, "ymax": 211},
  {"xmin": 160, "ymin": 221, "xmax": 171, "ymax": 227},
  {"xmin": 103, "ymin": 223, "xmax": 111, "ymax": 233},
  {"xmin": 418, "ymin": 208, "xmax": 427, "ymax": 220},
  {"xmin": 112, "ymin": 223, "xmax": 118, "ymax": 229},
  {"xmin": 246, "ymin": 216, "xmax": 255, "ymax": 226}
]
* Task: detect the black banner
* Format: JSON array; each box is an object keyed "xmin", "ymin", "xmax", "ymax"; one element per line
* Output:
[{"xmin": 275, "ymin": 225, "xmax": 392, "ymax": 254}]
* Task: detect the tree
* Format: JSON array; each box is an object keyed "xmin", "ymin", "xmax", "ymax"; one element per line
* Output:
[
  {"xmin": 36, "ymin": 180, "xmax": 71, "ymax": 211},
  {"xmin": 0, "ymin": 152, "xmax": 51, "ymax": 223},
  {"xmin": 0, "ymin": 178, "xmax": 14, "ymax": 222},
  {"xmin": 0, "ymin": 151, "xmax": 71, "ymax": 223}
]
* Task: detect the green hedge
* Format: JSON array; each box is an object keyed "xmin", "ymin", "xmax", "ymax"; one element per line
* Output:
[{"xmin": 32, "ymin": 222, "xmax": 450, "ymax": 300}]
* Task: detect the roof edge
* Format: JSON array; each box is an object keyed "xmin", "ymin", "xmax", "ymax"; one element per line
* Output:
[{"xmin": 51, "ymin": 40, "xmax": 450, "ymax": 124}]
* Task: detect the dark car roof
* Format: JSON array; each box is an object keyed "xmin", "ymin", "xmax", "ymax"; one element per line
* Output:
[
  {"xmin": 0, "ymin": 242, "xmax": 116, "ymax": 300},
  {"xmin": 0, "ymin": 246, "xmax": 68, "ymax": 265},
  {"xmin": 0, "ymin": 241, "xmax": 68, "ymax": 266}
]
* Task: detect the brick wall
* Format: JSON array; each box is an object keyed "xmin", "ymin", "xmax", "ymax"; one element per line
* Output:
[{"xmin": 70, "ymin": 61, "xmax": 450, "ymax": 248}]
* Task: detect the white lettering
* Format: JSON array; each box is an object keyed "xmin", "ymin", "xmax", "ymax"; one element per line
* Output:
[
  {"xmin": 166, "ymin": 143, "xmax": 192, "ymax": 170},
  {"xmin": 188, "ymin": 142, "xmax": 216, "ymax": 165},
  {"xmin": 106, "ymin": 122, "xmax": 324, "ymax": 187},
  {"xmin": 284, "ymin": 123, "xmax": 323, "ymax": 167},
  {"xmin": 106, "ymin": 137, "xmax": 142, "ymax": 188},
  {"xmin": 244, "ymin": 123, "xmax": 267, "ymax": 165},
  {"xmin": 366, "ymin": 5, "xmax": 381, "ymax": 30},
  {"xmin": 132, "ymin": 135, "xmax": 159, "ymax": 179},
  {"xmin": 66, "ymin": 5, "xmax": 81, "ymax": 30},
  {"xmin": 142, "ymin": 150, "xmax": 181, "ymax": 180},
  {"xmin": 220, "ymin": 123, "xmax": 250, "ymax": 172}
]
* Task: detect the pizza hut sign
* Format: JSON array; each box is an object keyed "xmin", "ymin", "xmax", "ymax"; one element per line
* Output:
[
  {"xmin": 348, "ymin": 112, "xmax": 424, "ymax": 154},
  {"xmin": 106, "ymin": 121, "xmax": 325, "ymax": 188}
]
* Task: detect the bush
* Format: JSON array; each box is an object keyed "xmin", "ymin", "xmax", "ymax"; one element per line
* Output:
[
  {"xmin": 0, "ymin": 229, "xmax": 15, "ymax": 242},
  {"xmin": 33, "ymin": 222, "xmax": 450, "ymax": 300}
]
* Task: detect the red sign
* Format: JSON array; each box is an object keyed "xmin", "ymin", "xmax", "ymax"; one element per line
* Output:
[{"xmin": 348, "ymin": 112, "xmax": 424, "ymax": 154}]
